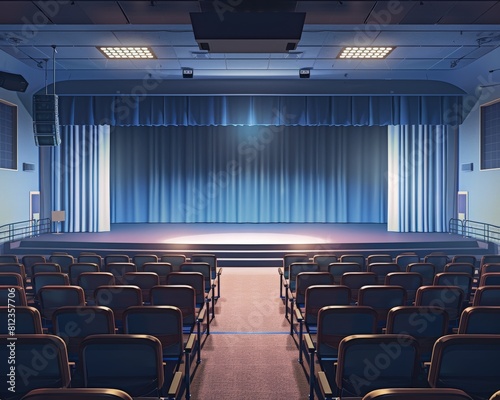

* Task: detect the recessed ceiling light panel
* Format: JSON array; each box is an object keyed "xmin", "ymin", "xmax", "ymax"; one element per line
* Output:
[
  {"xmin": 337, "ymin": 47, "xmax": 394, "ymax": 59},
  {"xmin": 98, "ymin": 47, "xmax": 156, "ymax": 59}
]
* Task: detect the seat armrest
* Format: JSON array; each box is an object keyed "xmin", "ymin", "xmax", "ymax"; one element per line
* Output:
[
  {"xmin": 166, "ymin": 371, "xmax": 183, "ymax": 399},
  {"xmin": 294, "ymin": 306, "xmax": 303, "ymax": 322},
  {"xmin": 185, "ymin": 333, "xmax": 196, "ymax": 354},
  {"xmin": 317, "ymin": 371, "xmax": 336, "ymax": 400},
  {"xmin": 278, "ymin": 267, "xmax": 283, "ymax": 276},
  {"xmin": 304, "ymin": 333, "xmax": 315, "ymax": 354},
  {"xmin": 197, "ymin": 306, "xmax": 206, "ymax": 323},
  {"xmin": 216, "ymin": 267, "xmax": 222, "ymax": 276}
]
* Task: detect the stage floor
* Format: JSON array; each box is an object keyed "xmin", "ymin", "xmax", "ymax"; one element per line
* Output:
[{"xmin": 23, "ymin": 223, "xmax": 474, "ymax": 245}]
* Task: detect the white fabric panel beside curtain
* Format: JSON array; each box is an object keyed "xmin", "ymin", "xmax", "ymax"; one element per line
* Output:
[
  {"xmin": 388, "ymin": 125, "xmax": 457, "ymax": 232},
  {"xmin": 51, "ymin": 125, "xmax": 111, "ymax": 232}
]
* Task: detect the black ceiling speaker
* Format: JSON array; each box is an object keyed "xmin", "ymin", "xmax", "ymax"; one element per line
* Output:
[
  {"xmin": 33, "ymin": 94, "xmax": 61, "ymax": 146},
  {"xmin": 190, "ymin": 12, "xmax": 306, "ymax": 53},
  {"xmin": 0, "ymin": 71, "xmax": 28, "ymax": 92}
]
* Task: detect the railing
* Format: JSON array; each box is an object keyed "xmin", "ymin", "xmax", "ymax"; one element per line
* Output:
[
  {"xmin": 0, "ymin": 218, "xmax": 52, "ymax": 245},
  {"xmin": 449, "ymin": 218, "xmax": 500, "ymax": 245}
]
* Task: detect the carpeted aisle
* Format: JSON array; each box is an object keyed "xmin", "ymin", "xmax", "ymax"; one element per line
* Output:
[{"xmin": 189, "ymin": 268, "xmax": 309, "ymax": 399}]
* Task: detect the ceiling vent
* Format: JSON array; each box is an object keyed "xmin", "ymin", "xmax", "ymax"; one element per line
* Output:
[{"xmin": 190, "ymin": 12, "xmax": 305, "ymax": 53}]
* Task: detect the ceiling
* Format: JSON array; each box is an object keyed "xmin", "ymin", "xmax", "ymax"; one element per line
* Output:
[{"xmin": 1, "ymin": 1, "xmax": 500, "ymax": 95}]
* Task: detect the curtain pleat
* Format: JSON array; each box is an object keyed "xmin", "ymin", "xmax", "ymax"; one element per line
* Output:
[
  {"xmin": 110, "ymin": 125, "xmax": 388, "ymax": 223},
  {"xmin": 50, "ymin": 125, "xmax": 111, "ymax": 232},
  {"xmin": 387, "ymin": 125, "xmax": 457, "ymax": 232}
]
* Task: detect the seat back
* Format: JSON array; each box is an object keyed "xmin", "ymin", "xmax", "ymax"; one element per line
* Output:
[
  {"xmin": 336, "ymin": 334, "xmax": 421, "ymax": 398},
  {"xmin": 78, "ymin": 253, "xmax": 103, "ymax": 268},
  {"xmin": 294, "ymin": 272, "xmax": 334, "ymax": 305},
  {"xmin": 0, "ymin": 305, "xmax": 43, "ymax": 334},
  {"xmin": 79, "ymin": 334, "xmax": 164, "ymax": 398},
  {"xmin": 480, "ymin": 255, "xmax": 500, "ymax": 270},
  {"xmin": 288, "ymin": 262, "xmax": 319, "ymax": 292},
  {"xmin": 316, "ymin": 306, "xmax": 378, "ymax": 358},
  {"xmin": 32, "ymin": 263, "xmax": 61, "ymax": 276},
  {"xmin": 385, "ymin": 272, "xmax": 423, "ymax": 305},
  {"xmin": 480, "ymin": 263, "xmax": 500, "ymax": 282},
  {"xmin": 69, "ymin": 262, "xmax": 100, "ymax": 285},
  {"xmin": 444, "ymin": 262, "xmax": 475, "ymax": 277},
  {"xmin": 52, "ymin": 306, "xmax": 116, "ymax": 360},
  {"xmin": 395, "ymin": 254, "xmax": 420, "ymax": 270},
  {"xmin": 123, "ymin": 305, "xmax": 184, "ymax": 357},
  {"xmin": 415, "ymin": 285, "xmax": 464, "ymax": 324},
  {"xmin": 49, "ymin": 254, "xmax": 75, "ymax": 274},
  {"xmin": 191, "ymin": 253, "xmax": 217, "ymax": 278},
  {"xmin": 328, "ymin": 262, "xmax": 362, "ymax": 284},
  {"xmin": 367, "ymin": 254, "xmax": 393, "ymax": 266},
  {"xmin": 340, "ymin": 254, "xmax": 366, "ymax": 270},
  {"xmin": 283, "ymin": 253, "xmax": 309, "ymax": 278},
  {"xmin": 150, "ymin": 284, "xmax": 197, "ymax": 326},
  {"xmin": 94, "ymin": 285, "xmax": 143, "ymax": 322},
  {"xmin": 104, "ymin": 262, "xmax": 136, "ymax": 284},
  {"xmin": 142, "ymin": 262, "xmax": 173, "ymax": 284},
  {"xmin": 386, "ymin": 306, "xmax": 449, "ymax": 362},
  {"xmin": 480, "ymin": 272, "xmax": 500, "ymax": 286},
  {"xmin": 473, "ymin": 285, "xmax": 500, "ymax": 306},
  {"xmin": 361, "ymin": 388, "xmax": 473, "ymax": 400},
  {"xmin": 78, "ymin": 272, "xmax": 116, "ymax": 304},
  {"xmin": 0, "ymin": 263, "xmax": 26, "ymax": 283},
  {"xmin": 357, "ymin": 285, "xmax": 406, "ymax": 328},
  {"xmin": 452, "ymin": 255, "xmax": 477, "ymax": 266},
  {"xmin": 20, "ymin": 388, "xmax": 133, "ymax": 400},
  {"xmin": 166, "ymin": 272, "xmax": 205, "ymax": 305},
  {"xmin": 38, "ymin": 285, "xmax": 85, "ymax": 321},
  {"xmin": 457, "ymin": 306, "xmax": 500, "ymax": 334},
  {"xmin": 159, "ymin": 254, "xmax": 186, "ymax": 272},
  {"xmin": 434, "ymin": 272, "xmax": 473, "ymax": 304},
  {"xmin": 22, "ymin": 255, "xmax": 47, "ymax": 279},
  {"xmin": 428, "ymin": 334, "xmax": 500, "ymax": 400},
  {"xmin": 104, "ymin": 254, "xmax": 130, "ymax": 266},
  {"xmin": 122, "ymin": 272, "xmax": 160, "ymax": 303},
  {"xmin": 0, "ymin": 272, "xmax": 24, "ymax": 287},
  {"xmin": 0, "ymin": 334, "xmax": 71, "ymax": 399},
  {"xmin": 340, "ymin": 272, "xmax": 378, "ymax": 302},
  {"xmin": 368, "ymin": 263, "xmax": 401, "ymax": 284},
  {"xmin": 132, "ymin": 254, "xmax": 159, "ymax": 270},
  {"xmin": 0, "ymin": 255, "xmax": 18, "ymax": 263},
  {"xmin": 304, "ymin": 285, "xmax": 351, "ymax": 326},
  {"xmin": 180, "ymin": 262, "xmax": 212, "ymax": 292},
  {"xmin": 0, "ymin": 285, "xmax": 27, "ymax": 306},
  {"xmin": 32, "ymin": 272, "xmax": 70, "ymax": 297},
  {"xmin": 407, "ymin": 262, "xmax": 435, "ymax": 286},
  {"xmin": 312, "ymin": 254, "xmax": 338, "ymax": 272},
  {"xmin": 424, "ymin": 254, "xmax": 450, "ymax": 274}
]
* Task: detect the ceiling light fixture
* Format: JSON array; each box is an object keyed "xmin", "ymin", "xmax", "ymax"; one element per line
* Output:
[
  {"xmin": 98, "ymin": 47, "xmax": 156, "ymax": 59},
  {"xmin": 337, "ymin": 47, "xmax": 394, "ymax": 59}
]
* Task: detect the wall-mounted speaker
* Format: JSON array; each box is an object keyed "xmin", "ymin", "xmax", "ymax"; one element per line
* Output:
[
  {"xmin": 461, "ymin": 162, "xmax": 473, "ymax": 172},
  {"xmin": 23, "ymin": 162, "xmax": 35, "ymax": 172},
  {"xmin": 33, "ymin": 94, "xmax": 60, "ymax": 146},
  {"xmin": 0, "ymin": 71, "xmax": 28, "ymax": 92}
]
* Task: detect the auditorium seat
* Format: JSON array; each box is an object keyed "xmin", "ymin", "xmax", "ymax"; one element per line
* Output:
[
  {"xmin": 69, "ymin": 262, "xmax": 100, "ymax": 285},
  {"xmin": 31, "ymin": 262, "xmax": 61, "ymax": 276},
  {"xmin": 386, "ymin": 306, "xmax": 449, "ymax": 363},
  {"xmin": 361, "ymin": 388, "xmax": 474, "ymax": 400},
  {"xmin": 94, "ymin": 285, "xmax": 142, "ymax": 331},
  {"xmin": 32, "ymin": 272, "xmax": 70, "ymax": 302},
  {"xmin": 78, "ymin": 253, "xmax": 103, "ymax": 269},
  {"xmin": 0, "ymin": 334, "xmax": 71, "ymax": 400},
  {"xmin": 78, "ymin": 334, "xmax": 166, "ymax": 398},
  {"xmin": 104, "ymin": 254, "xmax": 130, "ymax": 266},
  {"xmin": 289, "ymin": 271, "xmax": 334, "ymax": 335},
  {"xmin": 52, "ymin": 305, "xmax": 116, "ymax": 362},
  {"xmin": 0, "ymin": 305, "xmax": 43, "ymax": 334},
  {"xmin": 279, "ymin": 253, "xmax": 309, "ymax": 299},
  {"xmin": 415, "ymin": 286, "xmax": 464, "ymax": 330},
  {"xmin": 190, "ymin": 254, "xmax": 222, "ymax": 297},
  {"xmin": 367, "ymin": 262, "xmax": 401, "ymax": 284},
  {"xmin": 444, "ymin": 262, "xmax": 475, "ymax": 277},
  {"xmin": 428, "ymin": 334, "xmax": 500, "ymax": 399},
  {"xmin": 457, "ymin": 306, "xmax": 500, "ymax": 334},
  {"xmin": 340, "ymin": 254, "xmax": 366, "ymax": 270},
  {"xmin": 357, "ymin": 285, "xmax": 406, "ymax": 330},
  {"xmin": 328, "ymin": 262, "xmax": 362, "ymax": 284},
  {"xmin": 21, "ymin": 388, "xmax": 134, "ymax": 400},
  {"xmin": 395, "ymin": 253, "xmax": 421, "ymax": 270},
  {"xmin": 0, "ymin": 263, "xmax": 26, "ymax": 285},
  {"xmin": 479, "ymin": 272, "xmax": 500, "ymax": 287},
  {"xmin": 385, "ymin": 272, "xmax": 423, "ymax": 305},
  {"xmin": 122, "ymin": 271, "xmax": 160, "ymax": 304},
  {"xmin": 433, "ymin": 272, "xmax": 473, "ymax": 305},
  {"xmin": 141, "ymin": 262, "xmax": 173, "ymax": 284},
  {"xmin": 159, "ymin": 254, "xmax": 186, "ymax": 272},
  {"xmin": 473, "ymin": 285, "xmax": 500, "ymax": 306},
  {"xmin": 340, "ymin": 272, "xmax": 378, "ymax": 303},
  {"xmin": 38, "ymin": 285, "xmax": 85, "ymax": 329},
  {"xmin": 0, "ymin": 255, "xmax": 18, "ymax": 263},
  {"xmin": 335, "ymin": 334, "xmax": 421, "ymax": 398},
  {"xmin": 285, "ymin": 262, "xmax": 319, "ymax": 318},
  {"xmin": 424, "ymin": 253, "xmax": 450, "ymax": 274},
  {"xmin": 0, "ymin": 285, "xmax": 27, "ymax": 306},
  {"xmin": 49, "ymin": 254, "xmax": 75, "ymax": 274},
  {"xmin": 77, "ymin": 272, "xmax": 116, "ymax": 305},
  {"xmin": 132, "ymin": 254, "xmax": 158, "ymax": 270},
  {"xmin": 0, "ymin": 272, "xmax": 24, "ymax": 287},
  {"xmin": 22, "ymin": 255, "xmax": 47, "ymax": 279},
  {"xmin": 367, "ymin": 254, "xmax": 393, "ymax": 266},
  {"xmin": 452, "ymin": 255, "xmax": 477, "ymax": 268},
  {"xmin": 180, "ymin": 262, "xmax": 215, "ymax": 318},
  {"xmin": 479, "ymin": 264, "xmax": 500, "ymax": 282},
  {"xmin": 294, "ymin": 285, "xmax": 351, "ymax": 363},
  {"xmin": 312, "ymin": 254, "xmax": 339, "ymax": 272},
  {"xmin": 304, "ymin": 307, "xmax": 378, "ymax": 399},
  {"xmin": 104, "ymin": 262, "xmax": 136, "ymax": 285},
  {"xmin": 407, "ymin": 262, "xmax": 435, "ymax": 286}
]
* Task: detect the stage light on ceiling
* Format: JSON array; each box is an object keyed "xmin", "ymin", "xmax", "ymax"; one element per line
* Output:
[
  {"xmin": 182, "ymin": 68, "xmax": 194, "ymax": 78},
  {"xmin": 98, "ymin": 47, "xmax": 156, "ymax": 59},
  {"xmin": 299, "ymin": 69, "xmax": 310, "ymax": 78},
  {"xmin": 337, "ymin": 47, "xmax": 394, "ymax": 59}
]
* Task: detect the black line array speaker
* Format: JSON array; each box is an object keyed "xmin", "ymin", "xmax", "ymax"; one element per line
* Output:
[
  {"xmin": 0, "ymin": 71, "xmax": 28, "ymax": 92},
  {"xmin": 33, "ymin": 94, "xmax": 60, "ymax": 146}
]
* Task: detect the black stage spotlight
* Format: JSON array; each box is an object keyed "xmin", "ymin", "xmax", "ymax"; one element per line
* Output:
[
  {"xmin": 299, "ymin": 69, "xmax": 310, "ymax": 79},
  {"xmin": 182, "ymin": 68, "xmax": 194, "ymax": 78}
]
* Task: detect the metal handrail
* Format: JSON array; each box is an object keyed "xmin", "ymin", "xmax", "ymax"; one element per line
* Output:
[
  {"xmin": 0, "ymin": 218, "xmax": 51, "ymax": 244},
  {"xmin": 449, "ymin": 218, "xmax": 500, "ymax": 245}
]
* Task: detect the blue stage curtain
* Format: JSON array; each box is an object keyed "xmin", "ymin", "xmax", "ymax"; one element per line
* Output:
[
  {"xmin": 49, "ymin": 125, "xmax": 111, "ymax": 232},
  {"xmin": 387, "ymin": 125, "xmax": 457, "ymax": 232},
  {"xmin": 58, "ymin": 95, "xmax": 464, "ymax": 126},
  {"xmin": 110, "ymin": 125, "xmax": 388, "ymax": 223}
]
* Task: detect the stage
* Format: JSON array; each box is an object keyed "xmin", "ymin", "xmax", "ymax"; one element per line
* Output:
[{"xmin": 9, "ymin": 223, "xmax": 490, "ymax": 267}]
